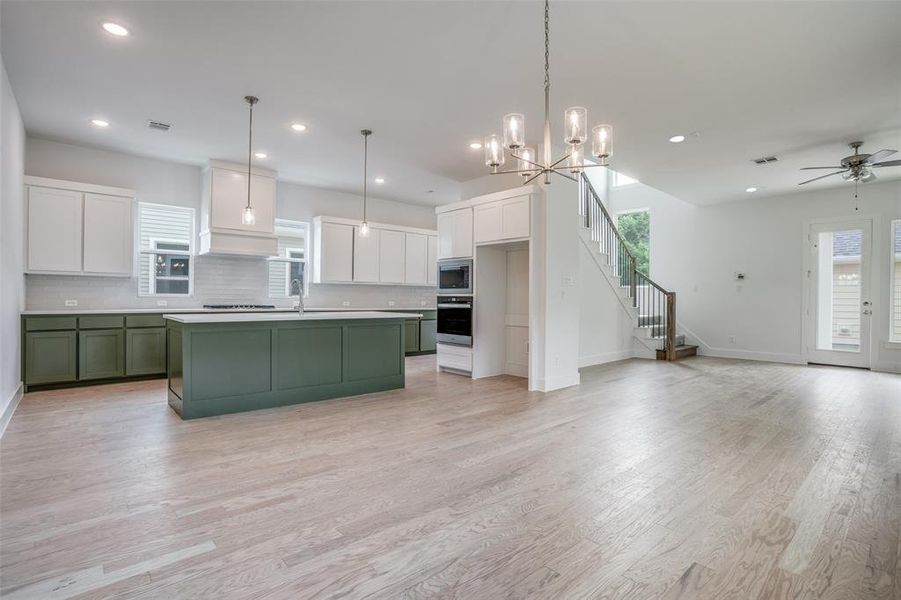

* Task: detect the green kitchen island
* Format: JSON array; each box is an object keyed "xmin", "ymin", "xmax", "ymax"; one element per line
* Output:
[{"xmin": 164, "ymin": 311, "xmax": 418, "ymax": 419}]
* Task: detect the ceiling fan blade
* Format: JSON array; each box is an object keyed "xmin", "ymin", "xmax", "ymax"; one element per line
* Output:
[
  {"xmin": 863, "ymin": 149, "xmax": 896, "ymax": 164},
  {"xmin": 872, "ymin": 159, "xmax": 901, "ymax": 167},
  {"xmin": 798, "ymin": 170, "xmax": 846, "ymax": 185},
  {"xmin": 800, "ymin": 166, "xmax": 844, "ymax": 170}
]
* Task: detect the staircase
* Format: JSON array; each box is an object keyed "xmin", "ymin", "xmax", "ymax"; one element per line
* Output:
[{"xmin": 578, "ymin": 174, "xmax": 697, "ymax": 361}]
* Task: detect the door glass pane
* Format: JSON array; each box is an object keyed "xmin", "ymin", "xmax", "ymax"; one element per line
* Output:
[{"xmin": 816, "ymin": 229, "xmax": 862, "ymax": 352}]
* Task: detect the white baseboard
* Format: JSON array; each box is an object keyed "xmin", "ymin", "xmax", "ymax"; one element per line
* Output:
[
  {"xmin": 698, "ymin": 346, "xmax": 806, "ymax": 365},
  {"xmin": 872, "ymin": 360, "xmax": 901, "ymax": 374},
  {"xmin": 579, "ymin": 349, "xmax": 634, "ymax": 368},
  {"xmin": 534, "ymin": 371, "xmax": 581, "ymax": 392},
  {"xmin": 0, "ymin": 382, "xmax": 24, "ymax": 439},
  {"xmin": 504, "ymin": 362, "xmax": 528, "ymax": 378}
]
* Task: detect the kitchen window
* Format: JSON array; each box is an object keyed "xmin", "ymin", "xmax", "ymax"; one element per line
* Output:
[
  {"xmin": 138, "ymin": 203, "xmax": 195, "ymax": 297},
  {"xmin": 268, "ymin": 219, "xmax": 310, "ymax": 298},
  {"xmin": 892, "ymin": 220, "xmax": 901, "ymax": 343}
]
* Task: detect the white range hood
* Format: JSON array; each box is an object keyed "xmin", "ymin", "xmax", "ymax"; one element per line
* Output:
[{"xmin": 198, "ymin": 160, "xmax": 278, "ymax": 257}]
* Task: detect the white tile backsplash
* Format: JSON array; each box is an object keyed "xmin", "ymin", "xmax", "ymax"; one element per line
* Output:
[{"xmin": 25, "ymin": 255, "xmax": 436, "ymax": 310}]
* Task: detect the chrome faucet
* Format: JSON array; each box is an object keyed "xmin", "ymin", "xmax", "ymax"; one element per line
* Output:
[{"xmin": 291, "ymin": 279, "xmax": 304, "ymax": 316}]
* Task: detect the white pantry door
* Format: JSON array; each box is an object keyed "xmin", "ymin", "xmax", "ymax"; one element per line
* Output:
[{"xmin": 805, "ymin": 219, "xmax": 872, "ymax": 368}]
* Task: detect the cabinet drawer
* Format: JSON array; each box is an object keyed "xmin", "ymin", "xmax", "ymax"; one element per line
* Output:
[
  {"xmin": 79, "ymin": 315, "xmax": 125, "ymax": 329},
  {"xmin": 24, "ymin": 316, "xmax": 77, "ymax": 331},
  {"xmin": 126, "ymin": 314, "xmax": 166, "ymax": 328},
  {"xmin": 24, "ymin": 331, "xmax": 77, "ymax": 385},
  {"xmin": 437, "ymin": 343, "xmax": 472, "ymax": 371}
]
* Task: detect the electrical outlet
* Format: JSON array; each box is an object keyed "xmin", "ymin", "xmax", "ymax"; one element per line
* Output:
[
  {"xmin": 64, "ymin": 299, "xmax": 78, "ymax": 307},
  {"xmin": 156, "ymin": 300, "xmax": 168, "ymax": 307},
  {"xmin": 388, "ymin": 300, "xmax": 396, "ymax": 307},
  {"xmin": 420, "ymin": 300, "xmax": 427, "ymax": 306},
  {"xmin": 342, "ymin": 300, "xmax": 350, "ymax": 307}
]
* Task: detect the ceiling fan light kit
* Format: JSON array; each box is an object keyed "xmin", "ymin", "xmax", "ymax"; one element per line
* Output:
[
  {"xmin": 482, "ymin": 0, "xmax": 613, "ymax": 185},
  {"xmin": 798, "ymin": 141, "xmax": 898, "ymax": 186}
]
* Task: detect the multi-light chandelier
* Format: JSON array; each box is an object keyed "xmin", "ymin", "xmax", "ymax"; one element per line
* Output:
[{"xmin": 483, "ymin": 0, "xmax": 612, "ymax": 185}]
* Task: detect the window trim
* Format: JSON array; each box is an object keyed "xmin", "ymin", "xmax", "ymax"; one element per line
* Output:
[{"xmin": 137, "ymin": 202, "xmax": 196, "ymax": 298}]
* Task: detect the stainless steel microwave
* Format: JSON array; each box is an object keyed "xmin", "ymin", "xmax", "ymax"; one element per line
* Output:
[{"xmin": 437, "ymin": 259, "xmax": 473, "ymax": 295}]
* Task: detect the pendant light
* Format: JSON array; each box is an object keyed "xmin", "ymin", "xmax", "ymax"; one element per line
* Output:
[
  {"xmin": 241, "ymin": 95, "xmax": 259, "ymax": 226},
  {"xmin": 359, "ymin": 129, "xmax": 372, "ymax": 237}
]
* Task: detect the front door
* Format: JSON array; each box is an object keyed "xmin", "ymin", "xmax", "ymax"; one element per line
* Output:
[{"xmin": 806, "ymin": 219, "xmax": 872, "ymax": 368}]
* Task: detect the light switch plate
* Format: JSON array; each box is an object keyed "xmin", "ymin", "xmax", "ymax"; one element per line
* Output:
[
  {"xmin": 342, "ymin": 301, "xmax": 350, "ymax": 307},
  {"xmin": 64, "ymin": 299, "xmax": 78, "ymax": 307},
  {"xmin": 157, "ymin": 300, "xmax": 168, "ymax": 307},
  {"xmin": 388, "ymin": 300, "xmax": 396, "ymax": 307}
]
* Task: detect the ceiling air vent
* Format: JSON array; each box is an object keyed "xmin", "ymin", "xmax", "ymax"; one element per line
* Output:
[
  {"xmin": 147, "ymin": 120, "xmax": 172, "ymax": 132},
  {"xmin": 752, "ymin": 156, "xmax": 778, "ymax": 165}
]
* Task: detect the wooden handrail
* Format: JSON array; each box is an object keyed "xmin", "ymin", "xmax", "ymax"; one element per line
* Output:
[{"xmin": 580, "ymin": 173, "xmax": 679, "ymax": 359}]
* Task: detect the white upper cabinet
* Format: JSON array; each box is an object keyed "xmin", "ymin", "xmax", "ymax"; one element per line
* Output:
[
  {"xmin": 26, "ymin": 178, "xmax": 135, "ymax": 277},
  {"xmin": 313, "ymin": 221, "xmax": 354, "ymax": 283},
  {"xmin": 404, "ymin": 233, "xmax": 428, "ymax": 285},
  {"xmin": 427, "ymin": 236, "xmax": 438, "ymax": 286},
  {"xmin": 474, "ymin": 195, "xmax": 530, "ymax": 244},
  {"xmin": 312, "ymin": 216, "xmax": 437, "ymax": 287},
  {"xmin": 83, "ymin": 193, "xmax": 133, "ymax": 275},
  {"xmin": 353, "ymin": 226, "xmax": 380, "ymax": 283},
  {"xmin": 27, "ymin": 186, "xmax": 84, "ymax": 274},
  {"xmin": 200, "ymin": 161, "xmax": 277, "ymax": 256},
  {"xmin": 437, "ymin": 208, "xmax": 473, "ymax": 259}
]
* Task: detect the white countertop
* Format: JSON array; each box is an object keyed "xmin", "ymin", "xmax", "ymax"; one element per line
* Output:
[
  {"xmin": 164, "ymin": 311, "xmax": 422, "ymax": 324},
  {"xmin": 22, "ymin": 307, "xmax": 436, "ymax": 316}
]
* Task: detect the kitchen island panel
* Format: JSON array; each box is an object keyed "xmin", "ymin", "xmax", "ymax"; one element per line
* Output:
[{"xmin": 167, "ymin": 316, "xmax": 406, "ymax": 419}]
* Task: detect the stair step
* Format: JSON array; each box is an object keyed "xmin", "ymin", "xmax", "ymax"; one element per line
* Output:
[{"xmin": 655, "ymin": 345, "xmax": 698, "ymax": 361}]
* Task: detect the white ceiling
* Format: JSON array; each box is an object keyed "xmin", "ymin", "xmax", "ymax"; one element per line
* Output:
[{"xmin": 2, "ymin": 1, "xmax": 900, "ymax": 207}]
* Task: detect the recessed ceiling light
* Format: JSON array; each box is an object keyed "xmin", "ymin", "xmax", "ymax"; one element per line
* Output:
[
  {"xmin": 669, "ymin": 135, "xmax": 685, "ymax": 143},
  {"xmin": 291, "ymin": 123, "xmax": 307, "ymax": 132},
  {"xmin": 91, "ymin": 119, "xmax": 109, "ymax": 128},
  {"xmin": 255, "ymin": 152, "xmax": 267, "ymax": 159},
  {"xmin": 374, "ymin": 177, "xmax": 385, "ymax": 184},
  {"xmin": 745, "ymin": 187, "xmax": 758, "ymax": 193},
  {"xmin": 101, "ymin": 22, "xmax": 129, "ymax": 37},
  {"xmin": 469, "ymin": 142, "xmax": 482, "ymax": 149}
]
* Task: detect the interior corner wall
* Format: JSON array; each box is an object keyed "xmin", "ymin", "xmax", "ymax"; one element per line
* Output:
[
  {"xmin": 534, "ymin": 178, "xmax": 581, "ymax": 390},
  {"xmin": 1, "ymin": 56, "xmax": 26, "ymax": 429},
  {"xmin": 609, "ymin": 178, "xmax": 901, "ymax": 372}
]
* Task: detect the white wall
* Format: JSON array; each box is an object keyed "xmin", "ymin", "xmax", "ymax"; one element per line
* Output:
[
  {"xmin": 578, "ymin": 241, "xmax": 636, "ymax": 366},
  {"xmin": 23, "ymin": 138, "xmax": 438, "ymax": 310},
  {"xmin": 607, "ymin": 177, "xmax": 901, "ymax": 372},
  {"xmin": 1, "ymin": 57, "xmax": 26, "ymax": 430}
]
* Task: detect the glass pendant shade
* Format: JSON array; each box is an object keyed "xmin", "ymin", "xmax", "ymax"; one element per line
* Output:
[
  {"xmin": 503, "ymin": 113, "xmax": 525, "ymax": 149},
  {"xmin": 518, "ymin": 147, "xmax": 536, "ymax": 176},
  {"xmin": 242, "ymin": 205, "xmax": 256, "ymax": 226},
  {"xmin": 568, "ymin": 144, "xmax": 584, "ymax": 173},
  {"xmin": 359, "ymin": 221, "xmax": 370, "ymax": 237},
  {"xmin": 592, "ymin": 124, "xmax": 613, "ymax": 161},
  {"xmin": 564, "ymin": 107, "xmax": 588, "ymax": 145},
  {"xmin": 485, "ymin": 134, "xmax": 505, "ymax": 168}
]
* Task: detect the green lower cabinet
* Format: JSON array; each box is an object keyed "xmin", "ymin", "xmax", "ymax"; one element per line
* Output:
[
  {"xmin": 126, "ymin": 327, "xmax": 167, "ymax": 376},
  {"xmin": 404, "ymin": 319, "xmax": 420, "ymax": 354},
  {"xmin": 419, "ymin": 319, "xmax": 437, "ymax": 352},
  {"xmin": 79, "ymin": 329, "xmax": 125, "ymax": 380},
  {"xmin": 24, "ymin": 331, "xmax": 77, "ymax": 385}
]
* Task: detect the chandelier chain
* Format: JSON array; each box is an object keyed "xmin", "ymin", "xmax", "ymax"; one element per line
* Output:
[{"xmin": 544, "ymin": 0, "xmax": 550, "ymax": 91}]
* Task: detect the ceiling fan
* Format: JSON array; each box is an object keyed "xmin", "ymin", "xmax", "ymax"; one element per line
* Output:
[{"xmin": 798, "ymin": 141, "xmax": 900, "ymax": 185}]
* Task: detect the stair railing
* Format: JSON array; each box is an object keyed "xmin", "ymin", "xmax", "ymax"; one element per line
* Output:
[{"xmin": 579, "ymin": 173, "xmax": 678, "ymax": 360}]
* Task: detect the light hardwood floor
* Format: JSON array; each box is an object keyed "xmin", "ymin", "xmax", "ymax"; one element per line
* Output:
[{"xmin": 1, "ymin": 356, "xmax": 900, "ymax": 599}]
